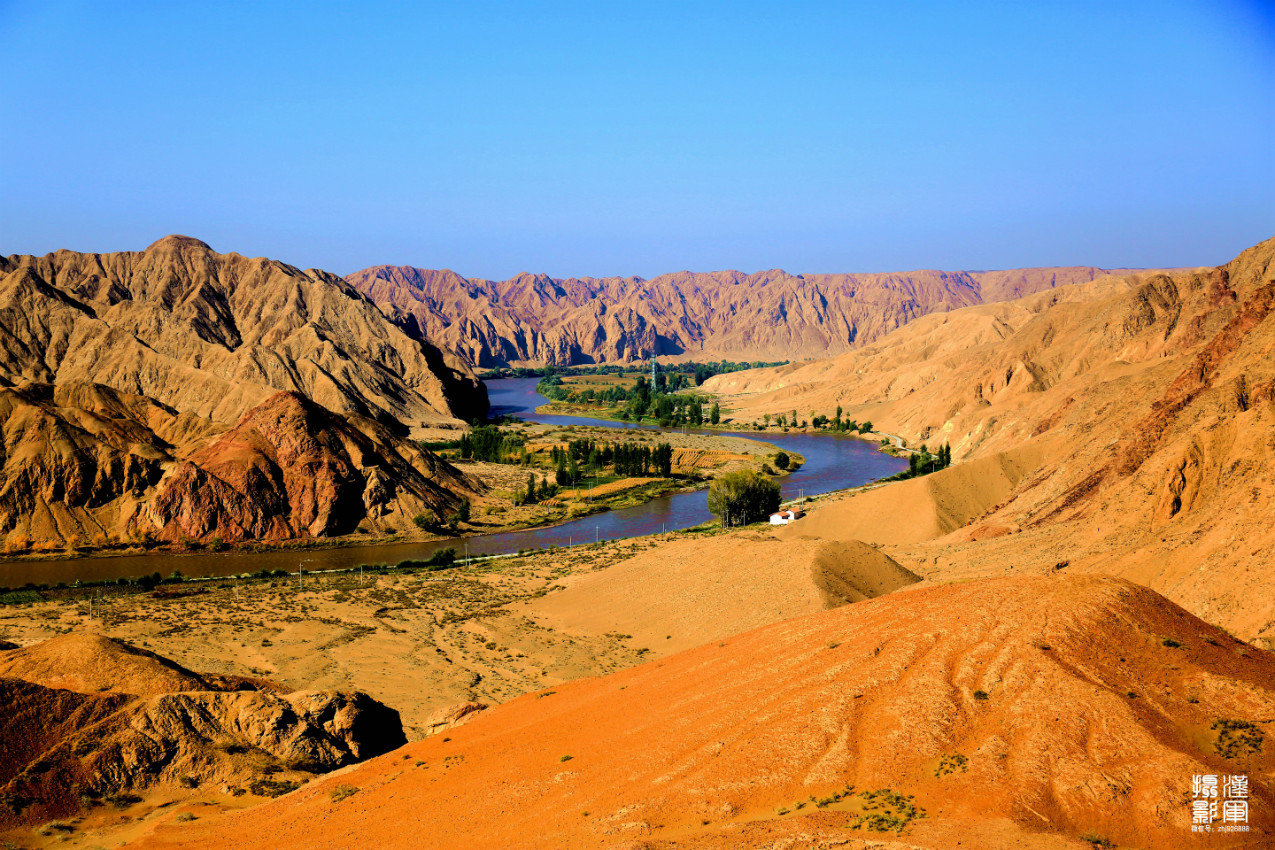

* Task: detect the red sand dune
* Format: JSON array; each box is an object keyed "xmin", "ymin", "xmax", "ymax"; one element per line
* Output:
[{"xmin": 139, "ymin": 575, "xmax": 1275, "ymax": 849}]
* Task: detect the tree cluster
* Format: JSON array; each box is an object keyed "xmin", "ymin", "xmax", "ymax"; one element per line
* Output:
[
  {"xmin": 707, "ymin": 470, "xmax": 782, "ymax": 527},
  {"xmin": 885, "ymin": 442, "xmax": 953, "ymax": 482},
  {"xmin": 458, "ymin": 425, "xmax": 526, "ymax": 462},
  {"xmin": 550, "ymin": 438, "xmax": 675, "ymax": 484}
]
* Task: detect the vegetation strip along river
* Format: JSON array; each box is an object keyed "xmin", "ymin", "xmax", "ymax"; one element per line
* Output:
[{"xmin": 0, "ymin": 378, "xmax": 906, "ymax": 586}]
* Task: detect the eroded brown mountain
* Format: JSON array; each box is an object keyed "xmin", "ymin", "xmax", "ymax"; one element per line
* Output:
[
  {"xmin": 0, "ymin": 236, "xmax": 487, "ymax": 428},
  {"xmin": 346, "ymin": 263, "xmax": 1132, "ymax": 366},
  {"xmin": 0, "ymin": 382, "xmax": 480, "ymax": 546}
]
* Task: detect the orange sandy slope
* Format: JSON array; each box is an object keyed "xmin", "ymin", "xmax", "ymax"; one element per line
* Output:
[{"xmin": 139, "ymin": 574, "xmax": 1275, "ymax": 850}]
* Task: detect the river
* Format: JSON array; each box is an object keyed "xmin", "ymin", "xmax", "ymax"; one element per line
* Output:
[{"xmin": 0, "ymin": 378, "xmax": 905, "ymax": 586}]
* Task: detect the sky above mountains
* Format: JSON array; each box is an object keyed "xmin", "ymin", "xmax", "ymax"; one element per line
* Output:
[{"xmin": 2, "ymin": 0, "xmax": 1272, "ymax": 279}]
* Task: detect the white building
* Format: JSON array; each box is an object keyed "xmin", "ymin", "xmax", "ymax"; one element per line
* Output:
[{"xmin": 769, "ymin": 509, "xmax": 805, "ymax": 525}]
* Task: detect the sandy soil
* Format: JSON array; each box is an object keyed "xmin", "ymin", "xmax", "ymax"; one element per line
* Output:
[
  {"xmin": 522, "ymin": 531, "xmax": 918, "ymax": 657},
  {"xmin": 0, "ymin": 546, "xmax": 656, "ymax": 743},
  {"xmin": 132, "ymin": 574, "xmax": 1275, "ymax": 850}
]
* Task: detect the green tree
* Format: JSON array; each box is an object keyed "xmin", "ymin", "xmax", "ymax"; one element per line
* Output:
[
  {"xmin": 859, "ymin": 420, "xmax": 872, "ymax": 433},
  {"xmin": 654, "ymin": 442, "xmax": 674, "ymax": 477},
  {"xmin": 707, "ymin": 470, "xmax": 782, "ymax": 527},
  {"xmin": 774, "ymin": 451, "xmax": 790, "ymax": 470},
  {"xmin": 709, "ymin": 402, "xmax": 720, "ymax": 425}
]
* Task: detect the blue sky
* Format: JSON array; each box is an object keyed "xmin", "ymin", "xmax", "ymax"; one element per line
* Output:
[{"xmin": 2, "ymin": 1, "xmax": 1272, "ymax": 279}]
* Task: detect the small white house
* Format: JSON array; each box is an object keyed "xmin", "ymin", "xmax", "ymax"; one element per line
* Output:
[{"xmin": 769, "ymin": 509, "xmax": 806, "ymax": 525}]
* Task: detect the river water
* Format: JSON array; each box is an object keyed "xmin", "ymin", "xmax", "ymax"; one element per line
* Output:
[{"xmin": 0, "ymin": 378, "xmax": 905, "ymax": 586}]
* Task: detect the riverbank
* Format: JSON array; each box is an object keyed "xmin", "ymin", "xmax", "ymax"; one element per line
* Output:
[
  {"xmin": 534, "ymin": 400, "xmax": 890, "ymax": 448},
  {"xmin": 0, "ymin": 379, "xmax": 903, "ymax": 588}
]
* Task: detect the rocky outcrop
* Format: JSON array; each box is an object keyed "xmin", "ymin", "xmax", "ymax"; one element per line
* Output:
[
  {"xmin": 422, "ymin": 700, "xmax": 487, "ymax": 736},
  {"xmin": 0, "ymin": 236, "xmax": 487, "ymax": 430},
  {"xmin": 0, "ymin": 383, "xmax": 480, "ymax": 546},
  {"xmin": 151, "ymin": 391, "xmax": 478, "ymax": 542},
  {"xmin": 346, "ymin": 263, "xmax": 1129, "ymax": 367},
  {"xmin": 0, "ymin": 635, "xmax": 405, "ymax": 826},
  {"xmin": 0, "ymin": 382, "xmax": 218, "ymax": 546}
]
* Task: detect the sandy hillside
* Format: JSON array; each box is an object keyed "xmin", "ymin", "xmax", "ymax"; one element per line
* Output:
[
  {"xmin": 705, "ymin": 237, "xmax": 1275, "ymax": 643},
  {"xmin": 523, "ymin": 531, "xmax": 918, "ymax": 656},
  {"xmin": 136, "ymin": 574, "xmax": 1275, "ymax": 850}
]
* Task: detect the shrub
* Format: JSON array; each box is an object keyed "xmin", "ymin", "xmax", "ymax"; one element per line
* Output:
[
  {"xmin": 973, "ymin": 690, "xmax": 989, "ymax": 701},
  {"xmin": 1213, "ymin": 718, "xmax": 1264, "ymax": 758},
  {"xmin": 330, "ymin": 785, "xmax": 360, "ymax": 803},
  {"xmin": 247, "ymin": 778, "xmax": 300, "ymax": 798}
]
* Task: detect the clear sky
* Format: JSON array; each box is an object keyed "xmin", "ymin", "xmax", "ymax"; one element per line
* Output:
[{"xmin": 2, "ymin": 1, "xmax": 1272, "ymax": 279}]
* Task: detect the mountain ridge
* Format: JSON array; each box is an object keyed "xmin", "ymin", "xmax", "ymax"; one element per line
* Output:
[
  {"xmin": 0, "ymin": 236, "xmax": 488, "ymax": 430},
  {"xmin": 706, "ymin": 235, "xmax": 1275, "ymax": 644},
  {"xmin": 346, "ymin": 261, "xmax": 1178, "ymax": 367}
]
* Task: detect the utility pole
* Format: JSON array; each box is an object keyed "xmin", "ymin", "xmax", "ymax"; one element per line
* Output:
[{"xmin": 298, "ymin": 564, "xmax": 303, "ymax": 592}]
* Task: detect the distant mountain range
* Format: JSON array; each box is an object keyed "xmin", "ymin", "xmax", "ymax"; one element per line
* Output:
[{"xmin": 346, "ymin": 263, "xmax": 1171, "ymax": 367}]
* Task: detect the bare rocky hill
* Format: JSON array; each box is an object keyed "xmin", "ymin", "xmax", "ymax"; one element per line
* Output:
[
  {"xmin": 0, "ymin": 236, "xmax": 487, "ymax": 428},
  {"xmin": 0, "ymin": 236, "xmax": 492, "ymax": 547},
  {"xmin": 708, "ymin": 236, "xmax": 1275, "ymax": 644},
  {"xmin": 0, "ymin": 382, "xmax": 480, "ymax": 546},
  {"xmin": 346, "ymin": 263, "xmax": 1137, "ymax": 367},
  {"xmin": 0, "ymin": 634, "xmax": 405, "ymax": 828}
]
